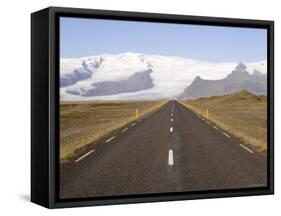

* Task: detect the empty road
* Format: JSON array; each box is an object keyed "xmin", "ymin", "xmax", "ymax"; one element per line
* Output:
[{"xmin": 60, "ymin": 101, "xmax": 267, "ymax": 199}]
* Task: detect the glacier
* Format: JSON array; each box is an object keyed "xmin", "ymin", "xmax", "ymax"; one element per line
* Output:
[{"xmin": 60, "ymin": 52, "xmax": 267, "ymax": 101}]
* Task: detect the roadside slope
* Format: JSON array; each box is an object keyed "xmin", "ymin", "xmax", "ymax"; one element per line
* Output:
[
  {"xmin": 60, "ymin": 100, "xmax": 167, "ymax": 161},
  {"xmin": 179, "ymin": 90, "xmax": 267, "ymax": 152}
]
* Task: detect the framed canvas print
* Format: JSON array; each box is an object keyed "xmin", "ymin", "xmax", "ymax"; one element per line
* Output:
[{"xmin": 31, "ymin": 7, "xmax": 274, "ymax": 208}]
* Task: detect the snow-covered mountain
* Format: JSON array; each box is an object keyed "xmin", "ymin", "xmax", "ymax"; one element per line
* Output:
[{"xmin": 60, "ymin": 52, "xmax": 267, "ymax": 100}]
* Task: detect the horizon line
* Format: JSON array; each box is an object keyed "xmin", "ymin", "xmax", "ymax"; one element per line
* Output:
[{"xmin": 60, "ymin": 51, "xmax": 267, "ymax": 64}]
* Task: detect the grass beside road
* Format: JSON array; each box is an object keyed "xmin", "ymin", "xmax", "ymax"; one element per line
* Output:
[
  {"xmin": 60, "ymin": 100, "xmax": 167, "ymax": 162},
  {"xmin": 180, "ymin": 90, "xmax": 267, "ymax": 152}
]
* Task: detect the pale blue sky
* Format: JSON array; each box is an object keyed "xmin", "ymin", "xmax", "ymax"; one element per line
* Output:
[{"xmin": 60, "ymin": 17, "xmax": 267, "ymax": 62}]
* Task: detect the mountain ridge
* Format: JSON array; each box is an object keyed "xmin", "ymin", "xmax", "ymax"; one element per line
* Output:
[
  {"xmin": 180, "ymin": 63, "xmax": 267, "ymax": 100},
  {"xmin": 60, "ymin": 52, "xmax": 267, "ymax": 101}
]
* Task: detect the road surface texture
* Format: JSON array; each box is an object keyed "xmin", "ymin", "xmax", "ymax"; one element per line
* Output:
[{"xmin": 60, "ymin": 101, "xmax": 267, "ymax": 199}]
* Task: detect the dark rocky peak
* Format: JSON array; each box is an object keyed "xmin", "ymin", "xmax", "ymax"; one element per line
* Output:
[
  {"xmin": 193, "ymin": 75, "xmax": 202, "ymax": 82},
  {"xmin": 234, "ymin": 62, "xmax": 247, "ymax": 72}
]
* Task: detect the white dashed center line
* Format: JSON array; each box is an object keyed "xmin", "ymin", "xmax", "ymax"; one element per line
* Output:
[
  {"xmin": 170, "ymin": 127, "xmax": 173, "ymax": 133},
  {"xmin": 240, "ymin": 144, "xmax": 254, "ymax": 154},
  {"xmin": 122, "ymin": 128, "xmax": 128, "ymax": 133},
  {"xmin": 171, "ymin": 118, "xmax": 174, "ymax": 122},
  {"xmin": 105, "ymin": 136, "xmax": 115, "ymax": 143},
  {"xmin": 75, "ymin": 150, "xmax": 95, "ymax": 162},
  {"xmin": 168, "ymin": 150, "xmax": 174, "ymax": 166},
  {"xmin": 223, "ymin": 132, "xmax": 231, "ymax": 138},
  {"xmin": 171, "ymin": 113, "xmax": 173, "ymax": 116}
]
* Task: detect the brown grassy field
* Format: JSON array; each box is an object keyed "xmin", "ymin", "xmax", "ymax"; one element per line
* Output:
[
  {"xmin": 60, "ymin": 100, "xmax": 167, "ymax": 161},
  {"xmin": 180, "ymin": 90, "xmax": 267, "ymax": 152}
]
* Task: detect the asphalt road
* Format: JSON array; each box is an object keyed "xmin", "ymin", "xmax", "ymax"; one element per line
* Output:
[{"xmin": 60, "ymin": 100, "xmax": 267, "ymax": 199}]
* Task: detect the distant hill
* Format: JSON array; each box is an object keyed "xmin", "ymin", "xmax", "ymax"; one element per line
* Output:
[
  {"xmin": 188, "ymin": 90, "xmax": 266, "ymax": 105},
  {"xmin": 180, "ymin": 63, "xmax": 267, "ymax": 100}
]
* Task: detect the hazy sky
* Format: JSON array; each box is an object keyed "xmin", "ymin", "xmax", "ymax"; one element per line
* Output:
[{"xmin": 60, "ymin": 17, "xmax": 267, "ymax": 62}]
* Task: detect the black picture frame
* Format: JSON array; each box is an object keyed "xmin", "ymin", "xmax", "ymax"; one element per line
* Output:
[{"xmin": 31, "ymin": 6, "xmax": 274, "ymax": 208}]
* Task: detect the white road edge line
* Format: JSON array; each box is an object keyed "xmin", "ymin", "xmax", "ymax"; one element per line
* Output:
[
  {"xmin": 168, "ymin": 149, "xmax": 174, "ymax": 166},
  {"xmin": 206, "ymin": 121, "xmax": 210, "ymax": 124},
  {"xmin": 105, "ymin": 136, "xmax": 115, "ymax": 143},
  {"xmin": 75, "ymin": 150, "xmax": 95, "ymax": 162},
  {"xmin": 240, "ymin": 144, "xmax": 254, "ymax": 154},
  {"xmin": 122, "ymin": 128, "xmax": 128, "ymax": 133},
  {"xmin": 170, "ymin": 127, "xmax": 173, "ymax": 133},
  {"xmin": 223, "ymin": 132, "xmax": 231, "ymax": 138},
  {"xmin": 213, "ymin": 126, "xmax": 218, "ymax": 130},
  {"xmin": 131, "ymin": 122, "xmax": 136, "ymax": 127}
]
